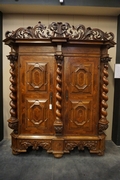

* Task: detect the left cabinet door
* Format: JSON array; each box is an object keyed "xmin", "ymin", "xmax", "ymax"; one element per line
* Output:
[{"xmin": 18, "ymin": 55, "xmax": 55, "ymax": 135}]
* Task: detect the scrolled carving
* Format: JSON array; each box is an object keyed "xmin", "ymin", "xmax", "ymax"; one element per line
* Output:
[
  {"xmin": 55, "ymin": 54, "xmax": 64, "ymax": 61},
  {"xmin": 8, "ymin": 119, "xmax": 18, "ymax": 133},
  {"xmin": 20, "ymin": 140, "xmax": 51, "ymax": 151},
  {"xmin": 101, "ymin": 57, "xmax": 111, "ymax": 63},
  {"xmin": 39, "ymin": 142, "xmax": 51, "ymax": 150},
  {"xmin": 32, "ymin": 141, "xmax": 40, "ymax": 150},
  {"xmin": 54, "ymin": 126, "xmax": 63, "ymax": 134},
  {"xmin": 5, "ymin": 21, "xmax": 115, "ymax": 41},
  {"xmin": 78, "ymin": 141, "xmax": 98, "ymax": 151},
  {"xmin": 49, "ymin": 22, "xmax": 70, "ymax": 37},
  {"xmin": 99, "ymin": 57, "xmax": 110, "ymax": 134},
  {"xmin": 65, "ymin": 141, "xmax": 98, "ymax": 152},
  {"xmin": 20, "ymin": 141, "xmax": 32, "ymax": 150},
  {"xmin": 7, "ymin": 54, "xmax": 18, "ymax": 133},
  {"xmin": 99, "ymin": 123, "xmax": 108, "ymax": 134},
  {"xmin": 7, "ymin": 54, "xmax": 18, "ymax": 61},
  {"xmin": 65, "ymin": 142, "xmax": 78, "ymax": 151}
]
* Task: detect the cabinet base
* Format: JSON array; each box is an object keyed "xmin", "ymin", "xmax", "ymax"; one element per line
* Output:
[{"xmin": 10, "ymin": 132, "xmax": 106, "ymax": 157}]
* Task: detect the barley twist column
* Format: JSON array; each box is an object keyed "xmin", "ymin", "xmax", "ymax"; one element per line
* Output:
[
  {"xmin": 99, "ymin": 56, "xmax": 111, "ymax": 134},
  {"xmin": 54, "ymin": 53, "xmax": 64, "ymax": 135},
  {"xmin": 7, "ymin": 54, "xmax": 18, "ymax": 134}
]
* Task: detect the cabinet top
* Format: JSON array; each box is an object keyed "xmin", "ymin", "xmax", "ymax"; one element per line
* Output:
[{"xmin": 3, "ymin": 21, "xmax": 115, "ymax": 47}]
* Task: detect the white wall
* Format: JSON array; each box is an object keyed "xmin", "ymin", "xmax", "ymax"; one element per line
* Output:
[{"xmin": 3, "ymin": 14, "xmax": 117, "ymax": 139}]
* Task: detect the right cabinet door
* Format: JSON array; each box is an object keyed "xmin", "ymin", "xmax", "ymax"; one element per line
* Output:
[{"xmin": 63, "ymin": 56, "xmax": 100, "ymax": 136}]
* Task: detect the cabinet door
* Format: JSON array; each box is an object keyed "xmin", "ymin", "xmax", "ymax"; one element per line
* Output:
[
  {"xmin": 63, "ymin": 56, "xmax": 100, "ymax": 135},
  {"xmin": 19, "ymin": 56, "xmax": 55, "ymax": 135}
]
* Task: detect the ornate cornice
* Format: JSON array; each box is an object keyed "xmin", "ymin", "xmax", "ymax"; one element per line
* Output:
[{"xmin": 5, "ymin": 21, "xmax": 115, "ymax": 42}]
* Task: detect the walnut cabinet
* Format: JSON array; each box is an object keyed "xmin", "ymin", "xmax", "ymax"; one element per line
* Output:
[{"xmin": 4, "ymin": 22, "xmax": 115, "ymax": 157}]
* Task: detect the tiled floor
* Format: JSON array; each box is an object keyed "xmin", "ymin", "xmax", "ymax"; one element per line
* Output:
[{"xmin": 0, "ymin": 139, "xmax": 120, "ymax": 180}]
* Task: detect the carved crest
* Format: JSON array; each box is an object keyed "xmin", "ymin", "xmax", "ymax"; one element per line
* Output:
[{"xmin": 5, "ymin": 21, "xmax": 114, "ymax": 41}]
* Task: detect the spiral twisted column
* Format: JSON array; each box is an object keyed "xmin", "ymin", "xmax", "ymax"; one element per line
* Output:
[
  {"xmin": 54, "ymin": 54, "xmax": 64, "ymax": 135},
  {"xmin": 99, "ymin": 57, "xmax": 111, "ymax": 134},
  {"xmin": 7, "ymin": 54, "xmax": 18, "ymax": 133}
]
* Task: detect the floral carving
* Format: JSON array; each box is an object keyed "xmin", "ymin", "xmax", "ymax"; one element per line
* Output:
[
  {"xmin": 78, "ymin": 141, "xmax": 98, "ymax": 151},
  {"xmin": 5, "ymin": 21, "xmax": 114, "ymax": 41},
  {"xmin": 65, "ymin": 142, "xmax": 78, "ymax": 151},
  {"xmin": 20, "ymin": 140, "xmax": 51, "ymax": 151},
  {"xmin": 20, "ymin": 141, "xmax": 32, "ymax": 150},
  {"xmin": 65, "ymin": 141, "xmax": 98, "ymax": 152}
]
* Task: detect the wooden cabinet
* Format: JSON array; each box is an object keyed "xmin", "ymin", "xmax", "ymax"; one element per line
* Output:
[{"xmin": 4, "ymin": 22, "xmax": 115, "ymax": 157}]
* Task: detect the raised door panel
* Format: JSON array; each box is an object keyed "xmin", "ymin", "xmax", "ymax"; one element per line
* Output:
[
  {"xmin": 26, "ymin": 62, "xmax": 47, "ymax": 91},
  {"xmin": 68, "ymin": 99, "xmax": 92, "ymax": 131},
  {"xmin": 19, "ymin": 56, "xmax": 55, "ymax": 135},
  {"xmin": 64, "ymin": 56, "xmax": 100, "ymax": 135},
  {"xmin": 26, "ymin": 99, "xmax": 48, "ymax": 128},
  {"xmin": 70, "ymin": 63, "xmax": 92, "ymax": 93}
]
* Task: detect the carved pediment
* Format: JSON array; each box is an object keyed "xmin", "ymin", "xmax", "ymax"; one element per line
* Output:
[{"xmin": 5, "ymin": 21, "xmax": 114, "ymax": 41}]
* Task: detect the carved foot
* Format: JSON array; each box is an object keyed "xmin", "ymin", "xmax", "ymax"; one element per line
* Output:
[
  {"xmin": 12, "ymin": 149, "xmax": 19, "ymax": 155},
  {"xmin": 53, "ymin": 153, "xmax": 63, "ymax": 158},
  {"xmin": 98, "ymin": 150, "xmax": 104, "ymax": 156}
]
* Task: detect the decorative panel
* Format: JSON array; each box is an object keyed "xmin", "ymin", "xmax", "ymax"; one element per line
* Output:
[
  {"xmin": 68, "ymin": 100, "xmax": 92, "ymax": 131},
  {"xmin": 70, "ymin": 63, "xmax": 92, "ymax": 93},
  {"xmin": 25, "ymin": 99, "xmax": 48, "ymax": 129},
  {"xmin": 26, "ymin": 62, "xmax": 47, "ymax": 91}
]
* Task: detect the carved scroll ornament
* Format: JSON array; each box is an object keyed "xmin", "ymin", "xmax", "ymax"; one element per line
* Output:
[
  {"xmin": 20, "ymin": 140, "xmax": 51, "ymax": 151},
  {"xmin": 5, "ymin": 21, "xmax": 114, "ymax": 41},
  {"xmin": 65, "ymin": 141, "xmax": 98, "ymax": 152}
]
